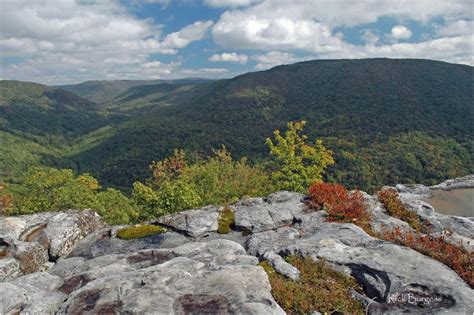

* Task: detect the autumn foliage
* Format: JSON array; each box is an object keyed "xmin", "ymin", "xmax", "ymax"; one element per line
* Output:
[
  {"xmin": 259, "ymin": 256, "xmax": 364, "ymax": 314},
  {"xmin": 307, "ymin": 182, "xmax": 373, "ymax": 234},
  {"xmin": 377, "ymin": 188, "xmax": 425, "ymax": 232},
  {"xmin": 380, "ymin": 227, "xmax": 473, "ymax": 288}
]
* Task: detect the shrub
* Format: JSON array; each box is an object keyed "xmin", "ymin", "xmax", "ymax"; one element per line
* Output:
[
  {"xmin": 134, "ymin": 147, "xmax": 272, "ymax": 218},
  {"xmin": 217, "ymin": 206, "xmax": 235, "ymax": 234},
  {"xmin": 379, "ymin": 227, "xmax": 473, "ymax": 288},
  {"xmin": 266, "ymin": 121, "xmax": 334, "ymax": 193},
  {"xmin": 7, "ymin": 167, "xmax": 138, "ymax": 225},
  {"xmin": 116, "ymin": 224, "xmax": 167, "ymax": 240},
  {"xmin": 150, "ymin": 149, "xmax": 187, "ymax": 184},
  {"xmin": 308, "ymin": 182, "xmax": 373, "ymax": 234},
  {"xmin": 377, "ymin": 188, "xmax": 425, "ymax": 232},
  {"xmin": 181, "ymin": 147, "xmax": 272, "ymax": 206},
  {"xmin": 132, "ymin": 181, "xmax": 163, "ymax": 221},
  {"xmin": 260, "ymin": 256, "xmax": 364, "ymax": 314},
  {"xmin": 94, "ymin": 188, "xmax": 139, "ymax": 225}
]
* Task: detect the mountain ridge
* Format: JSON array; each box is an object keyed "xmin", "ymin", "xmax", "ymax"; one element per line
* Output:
[{"xmin": 1, "ymin": 58, "xmax": 472, "ymax": 191}]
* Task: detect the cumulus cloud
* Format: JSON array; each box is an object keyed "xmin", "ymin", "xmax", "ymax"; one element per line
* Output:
[
  {"xmin": 2, "ymin": 0, "xmax": 473, "ymax": 84},
  {"xmin": 435, "ymin": 19, "xmax": 474, "ymax": 36},
  {"xmin": 389, "ymin": 25, "xmax": 413, "ymax": 40},
  {"xmin": 252, "ymin": 51, "xmax": 300, "ymax": 70},
  {"xmin": 0, "ymin": 0, "xmax": 214, "ymax": 84},
  {"xmin": 209, "ymin": 52, "xmax": 248, "ymax": 64},
  {"xmin": 211, "ymin": 0, "xmax": 473, "ymax": 65}
]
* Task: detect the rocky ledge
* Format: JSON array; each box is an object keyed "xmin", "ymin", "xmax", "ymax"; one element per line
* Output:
[{"xmin": 0, "ymin": 178, "xmax": 473, "ymax": 314}]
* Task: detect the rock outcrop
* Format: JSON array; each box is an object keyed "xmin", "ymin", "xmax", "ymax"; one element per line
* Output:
[
  {"xmin": 0, "ymin": 210, "xmax": 104, "ymax": 281},
  {"xmin": 0, "ymin": 177, "xmax": 472, "ymax": 314}
]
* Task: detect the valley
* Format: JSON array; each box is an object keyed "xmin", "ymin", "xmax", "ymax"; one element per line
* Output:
[{"xmin": 1, "ymin": 58, "xmax": 473, "ymax": 192}]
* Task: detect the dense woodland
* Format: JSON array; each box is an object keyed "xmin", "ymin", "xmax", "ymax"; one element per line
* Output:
[{"xmin": 1, "ymin": 58, "xmax": 473, "ymax": 199}]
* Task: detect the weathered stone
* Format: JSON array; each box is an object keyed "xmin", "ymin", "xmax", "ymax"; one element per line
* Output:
[
  {"xmin": 48, "ymin": 256, "xmax": 89, "ymax": 278},
  {"xmin": 0, "ymin": 180, "xmax": 472, "ymax": 314},
  {"xmin": 232, "ymin": 191, "xmax": 304, "ymax": 232},
  {"xmin": 248, "ymin": 222, "xmax": 474, "ymax": 314},
  {"xmin": 0, "ymin": 272, "xmax": 66, "ymax": 314},
  {"xmin": 68, "ymin": 228, "xmax": 189, "ymax": 259},
  {"xmin": 431, "ymin": 175, "xmax": 474, "ymax": 191},
  {"xmin": 0, "ymin": 257, "xmax": 21, "ymax": 281},
  {"xmin": 58, "ymin": 240, "xmax": 284, "ymax": 314},
  {"xmin": 362, "ymin": 192, "xmax": 412, "ymax": 234},
  {"xmin": 44, "ymin": 210, "xmax": 104, "ymax": 259},
  {"xmin": 262, "ymin": 251, "xmax": 300, "ymax": 280},
  {"xmin": 401, "ymin": 198, "xmax": 474, "ymax": 239},
  {"xmin": 12, "ymin": 240, "xmax": 49, "ymax": 274},
  {"xmin": 154, "ymin": 206, "xmax": 220, "ymax": 237},
  {"xmin": 0, "ymin": 209, "xmax": 104, "ymax": 280}
]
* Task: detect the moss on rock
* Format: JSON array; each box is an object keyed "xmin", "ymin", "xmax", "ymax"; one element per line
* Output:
[
  {"xmin": 116, "ymin": 224, "xmax": 166, "ymax": 240},
  {"xmin": 217, "ymin": 207, "xmax": 235, "ymax": 234}
]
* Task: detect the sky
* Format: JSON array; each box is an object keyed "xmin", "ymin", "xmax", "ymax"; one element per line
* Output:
[{"xmin": 0, "ymin": 0, "xmax": 472, "ymax": 85}]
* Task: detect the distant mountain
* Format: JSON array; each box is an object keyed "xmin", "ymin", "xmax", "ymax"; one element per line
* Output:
[
  {"xmin": 58, "ymin": 78, "xmax": 212, "ymax": 104},
  {"xmin": 2, "ymin": 59, "xmax": 473, "ymax": 192},
  {"xmin": 69, "ymin": 59, "xmax": 473, "ymax": 190}
]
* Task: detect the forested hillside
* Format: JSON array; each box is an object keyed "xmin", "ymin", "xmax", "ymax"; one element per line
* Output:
[
  {"xmin": 1, "ymin": 59, "xmax": 473, "ymax": 192},
  {"xmin": 69, "ymin": 59, "xmax": 474, "ymax": 191},
  {"xmin": 0, "ymin": 81, "xmax": 107, "ymax": 181}
]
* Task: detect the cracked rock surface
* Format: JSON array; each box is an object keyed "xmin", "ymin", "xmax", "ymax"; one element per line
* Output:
[{"xmin": 0, "ymin": 177, "xmax": 473, "ymax": 314}]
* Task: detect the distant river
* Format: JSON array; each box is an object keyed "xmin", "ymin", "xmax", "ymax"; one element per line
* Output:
[{"xmin": 425, "ymin": 188, "xmax": 474, "ymax": 217}]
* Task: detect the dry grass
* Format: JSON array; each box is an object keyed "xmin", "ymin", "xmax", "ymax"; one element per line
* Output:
[
  {"xmin": 377, "ymin": 188, "xmax": 425, "ymax": 232},
  {"xmin": 379, "ymin": 227, "xmax": 473, "ymax": 288},
  {"xmin": 260, "ymin": 256, "xmax": 365, "ymax": 314}
]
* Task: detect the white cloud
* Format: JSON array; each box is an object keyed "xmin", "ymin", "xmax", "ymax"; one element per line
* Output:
[
  {"xmin": 252, "ymin": 51, "xmax": 300, "ymax": 70},
  {"xmin": 435, "ymin": 19, "xmax": 474, "ymax": 36},
  {"xmin": 390, "ymin": 25, "xmax": 413, "ymax": 40},
  {"xmin": 162, "ymin": 21, "xmax": 214, "ymax": 49},
  {"xmin": 209, "ymin": 52, "xmax": 248, "ymax": 64},
  {"xmin": 361, "ymin": 30, "xmax": 380, "ymax": 45},
  {"xmin": 203, "ymin": 0, "xmax": 260, "ymax": 8},
  {"xmin": 0, "ymin": 1, "xmax": 214, "ymax": 84},
  {"xmin": 211, "ymin": 0, "xmax": 473, "ymax": 66}
]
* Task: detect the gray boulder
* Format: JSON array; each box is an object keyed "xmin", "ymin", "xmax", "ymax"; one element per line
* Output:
[
  {"xmin": 154, "ymin": 205, "xmax": 220, "ymax": 237},
  {"xmin": 0, "ymin": 209, "xmax": 104, "ymax": 280},
  {"xmin": 232, "ymin": 191, "xmax": 304, "ymax": 232}
]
